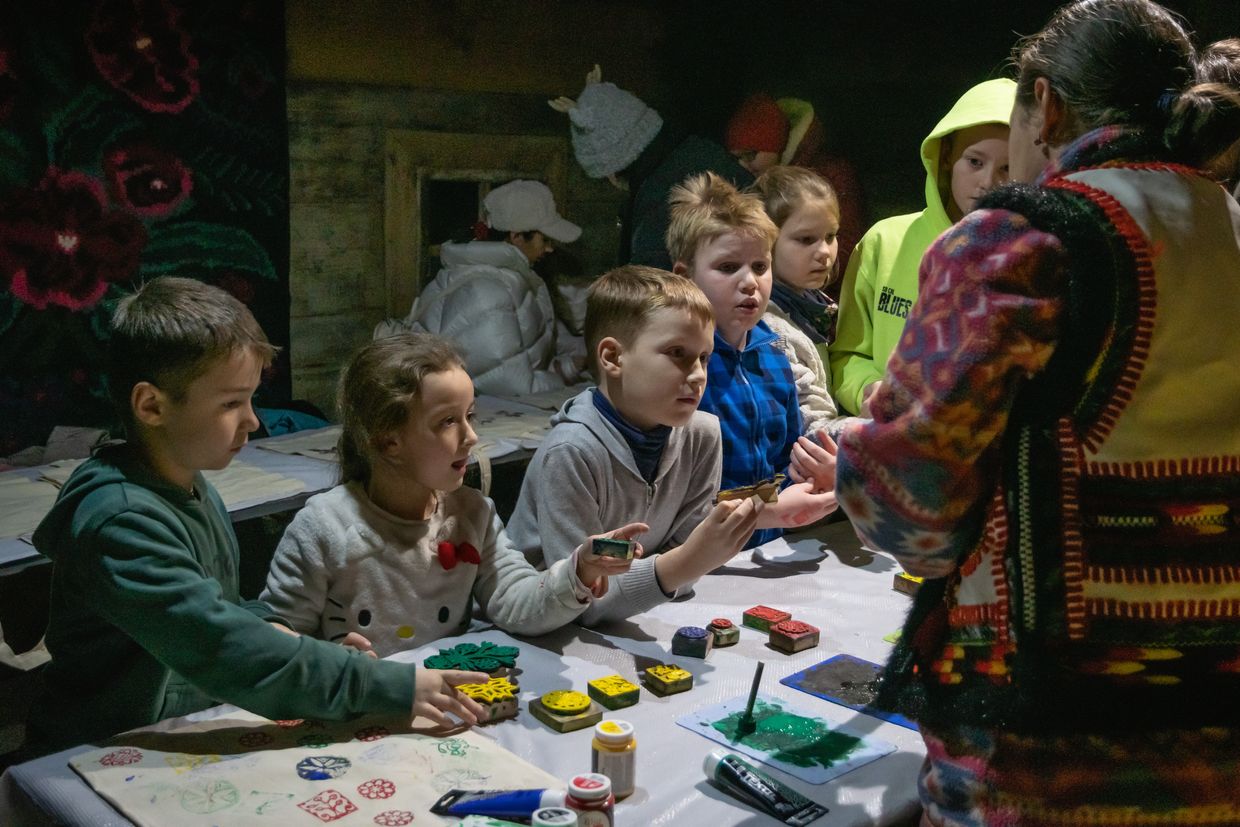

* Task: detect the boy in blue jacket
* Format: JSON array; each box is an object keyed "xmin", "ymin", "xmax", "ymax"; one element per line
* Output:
[
  {"xmin": 668, "ymin": 173, "xmax": 838, "ymax": 547},
  {"xmin": 26, "ymin": 277, "xmax": 487, "ymax": 756}
]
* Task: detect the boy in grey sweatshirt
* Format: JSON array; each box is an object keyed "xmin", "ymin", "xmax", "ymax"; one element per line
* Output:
[{"xmin": 507, "ymin": 266, "xmax": 763, "ymax": 624}]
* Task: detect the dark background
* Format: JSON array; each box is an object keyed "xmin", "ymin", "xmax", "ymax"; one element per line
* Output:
[{"xmin": 650, "ymin": 0, "xmax": 1235, "ymax": 219}]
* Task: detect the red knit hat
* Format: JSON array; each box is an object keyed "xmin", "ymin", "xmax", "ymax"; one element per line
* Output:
[{"xmin": 724, "ymin": 94, "xmax": 789, "ymax": 154}]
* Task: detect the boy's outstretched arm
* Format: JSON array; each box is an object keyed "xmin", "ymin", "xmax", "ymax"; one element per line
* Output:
[
  {"xmin": 755, "ymin": 482, "xmax": 836, "ymax": 529},
  {"xmin": 654, "ymin": 496, "xmax": 763, "ymax": 587},
  {"xmin": 80, "ymin": 510, "xmax": 415, "ymax": 723}
]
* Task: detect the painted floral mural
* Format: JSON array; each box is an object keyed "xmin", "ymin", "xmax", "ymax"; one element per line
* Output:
[{"xmin": 0, "ymin": 0, "xmax": 289, "ymax": 455}]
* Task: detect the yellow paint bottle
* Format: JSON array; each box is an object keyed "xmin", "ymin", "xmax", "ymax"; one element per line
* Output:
[{"xmin": 590, "ymin": 719, "xmax": 636, "ymax": 800}]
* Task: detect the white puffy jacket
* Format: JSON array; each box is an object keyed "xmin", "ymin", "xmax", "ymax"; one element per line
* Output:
[{"xmin": 375, "ymin": 241, "xmax": 566, "ymax": 396}]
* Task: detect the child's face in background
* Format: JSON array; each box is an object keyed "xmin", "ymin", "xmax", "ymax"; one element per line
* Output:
[
  {"xmin": 510, "ymin": 230, "xmax": 554, "ymax": 265},
  {"xmin": 610, "ymin": 306, "xmax": 713, "ymax": 430},
  {"xmin": 945, "ymin": 123, "xmax": 1010, "ymax": 221},
  {"xmin": 680, "ymin": 231, "xmax": 772, "ymax": 350},
  {"xmin": 153, "ymin": 348, "xmax": 262, "ymax": 488},
  {"xmin": 385, "ymin": 366, "xmax": 478, "ymax": 499},
  {"xmin": 773, "ymin": 200, "xmax": 839, "ymax": 292}
]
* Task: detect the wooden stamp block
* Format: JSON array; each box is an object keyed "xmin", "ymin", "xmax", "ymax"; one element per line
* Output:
[
  {"xmin": 893, "ymin": 571, "xmax": 924, "ymax": 596},
  {"xmin": 642, "ymin": 664, "xmax": 693, "ymax": 697},
  {"xmin": 671, "ymin": 625, "xmax": 713, "ymax": 658},
  {"xmin": 743, "ymin": 605, "xmax": 792, "ymax": 632},
  {"xmin": 587, "ymin": 674, "xmax": 641, "ymax": 710},
  {"xmin": 769, "ymin": 619, "xmax": 820, "ymax": 654},
  {"xmin": 456, "ymin": 677, "xmax": 519, "ymax": 723},
  {"xmin": 592, "ymin": 537, "xmax": 636, "ymax": 560},
  {"xmin": 529, "ymin": 690, "xmax": 603, "ymax": 733},
  {"xmin": 707, "ymin": 618, "xmax": 740, "ymax": 647},
  {"xmin": 423, "ymin": 641, "xmax": 519, "ymax": 677},
  {"xmin": 716, "ymin": 473, "xmax": 786, "ymax": 504}
]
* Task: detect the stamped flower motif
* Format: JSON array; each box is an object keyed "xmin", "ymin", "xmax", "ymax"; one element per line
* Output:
[
  {"xmin": 372, "ymin": 811, "xmax": 414, "ymax": 827},
  {"xmin": 103, "ymin": 143, "xmax": 192, "ymax": 217},
  {"xmin": 353, "ymin": 725, "xmax": 389, "ymax": 742},
  {"xmin": 99, "ymin": 747, "xmax": 142, "ymax": 766},
  {"xmin": 0, "ymin": 168, "xmax": 146, "ymax": 311},
  {"xmin": 356, "ymin": 778, "xmax": 396, "ymax": 800},
  {"xmin": 296, "ymin": 755, "xmax": 352, "ymax": 781},
  {"xmin": 238, "ymin": 731, "xmax": 273, "ymax": 748},
  {"xmin": 86, "ymin": 0, "xmax": 200, "ymax": 114}
]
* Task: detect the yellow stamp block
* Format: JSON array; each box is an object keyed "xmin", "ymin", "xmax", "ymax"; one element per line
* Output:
[
  {"xmin": 458, "ymin": 677, "xmax": 517, "ymax": 705},
  {"xmin": 587, "ymin": 674, "xmax": 640, "ymax": 710},
  {"xmin": 643, "ymin": 664, "xmax": 693, "ymax": 696},
  {"xmin": 540, "ymin": 689, "xmax": 591, "ymax": 714}
]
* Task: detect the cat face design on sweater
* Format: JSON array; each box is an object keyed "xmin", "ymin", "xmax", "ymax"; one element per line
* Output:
[{"xmin": 320, "ymin": 513, "xmax": 480, "ymax": 652}]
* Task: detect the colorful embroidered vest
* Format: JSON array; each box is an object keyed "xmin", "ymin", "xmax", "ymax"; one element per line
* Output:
[{"xmin": 882, "ymin": 164, "xmax": 1240, "ymax": 733}]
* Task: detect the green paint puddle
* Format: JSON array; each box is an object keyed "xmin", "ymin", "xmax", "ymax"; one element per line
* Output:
[{"xmin": 709, "ymin": 699, "xmax": 861, "ymax": 769}]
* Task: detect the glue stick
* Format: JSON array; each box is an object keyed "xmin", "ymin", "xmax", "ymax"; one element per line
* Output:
[{"xmin": 590, "ymin": 719, "xmax": 636, "ymax": 799}]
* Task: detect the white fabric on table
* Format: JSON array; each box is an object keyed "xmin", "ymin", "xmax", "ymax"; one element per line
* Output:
[{"xmin": 1, "ymin": 521, "xmax": 925, "ymax": 826}]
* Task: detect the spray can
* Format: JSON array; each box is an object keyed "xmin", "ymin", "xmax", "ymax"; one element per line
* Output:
[
  {"xmin": 590, "ymin": 719, "xmax": 636, "ymax": 799},
  {"xmin": 564, "ymin": 772, "xmax": 614, "ymax": 827}
]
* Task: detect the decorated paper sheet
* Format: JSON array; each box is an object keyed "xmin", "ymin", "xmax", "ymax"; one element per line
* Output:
[
  {"xmin": 469, "ymin": 399, "xmax": 554, "ymax": 450},
  {"xmin": 253, "ymin": 426, "xmax": 342, "ymax": 460},
  {"xmin": 677, "ymin": 693, "xmax": 895, "ymax": 784},
  {"xmin": 70, "ymin": 711, "xmax": 559, "ymax": 826},
  {"xmin": 0, "ymin": 473, "xmax": 61, "ymax": 540},
  {"xmin": 487, "ymin": 384, "xmax": 585, "ymax": 412},
  {"xmin": 39, "ymin": 459, "xmax": 305, "ymax": 508}
]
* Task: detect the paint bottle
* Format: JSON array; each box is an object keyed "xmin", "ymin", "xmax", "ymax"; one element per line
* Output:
[
  {"xmin": 532, "ymin": 806, "xmax": 580, "ymax": 826},
  {"xmin": 590, "ymin": 719, "xmax": 636, "ymax": 799},
  {"xmin": 563, "ymin": 772, "xmax": 614, "ymax": 827}
]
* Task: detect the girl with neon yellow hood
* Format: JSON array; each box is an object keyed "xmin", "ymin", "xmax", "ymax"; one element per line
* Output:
[{"xmin": 829, "ymin": 78, "xmax": 1016, "ymax": 415}]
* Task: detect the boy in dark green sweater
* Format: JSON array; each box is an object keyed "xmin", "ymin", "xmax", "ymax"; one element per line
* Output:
[{"xmin": 26, "ymin": 277, "xmax": 486, "ymax": 756}]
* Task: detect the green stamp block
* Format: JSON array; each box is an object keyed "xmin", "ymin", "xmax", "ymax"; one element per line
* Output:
[
  {"xmin": 592, "ymin": 537, "xmax": 636, "ymax": 560},
  {"xmin": 707, "ymin": 618, "xmax": 740, "ymax": 647},
  {"xmin": 423, "ymin": 641, "xmax": 519, "ymax": 676}
]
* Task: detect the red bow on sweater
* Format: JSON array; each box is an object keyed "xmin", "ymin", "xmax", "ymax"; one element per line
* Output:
[{"xmin": 437, "ymin": 541, "xmax": 481, "ymax": 570}]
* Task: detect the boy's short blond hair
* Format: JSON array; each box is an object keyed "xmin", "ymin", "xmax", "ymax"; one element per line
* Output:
[
  {"xmin": 665, "ymin": 172, "xmax": 778, "ymax": 266},
  {"xmin": 584, "ymin": 265, "xmax": 715, "ymax": 377},
  {"xmin": 108, "ymin": 277, "xmax": 278, "ymax": 434}
]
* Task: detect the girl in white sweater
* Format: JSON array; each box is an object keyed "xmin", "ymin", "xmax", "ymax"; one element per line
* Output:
[{"xmin": 262, "ymin": 333, "xmax": 642, "ymax": 656}]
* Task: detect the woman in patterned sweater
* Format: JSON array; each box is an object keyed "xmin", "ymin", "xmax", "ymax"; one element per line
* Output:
[{"xmin": 836, "ymin": 1, "xmax": 1240, "ymax": 824}]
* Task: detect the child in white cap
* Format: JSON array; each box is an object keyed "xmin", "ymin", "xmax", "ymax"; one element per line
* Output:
[{"xmin": 381, "ymin": 180, "xmax": 585, "ymax": 397}]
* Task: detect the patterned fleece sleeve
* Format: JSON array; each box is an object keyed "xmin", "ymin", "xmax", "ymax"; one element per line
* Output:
[{"xmin": 835, "ymin": 209, "xmax": 1068, "ymax": 577}]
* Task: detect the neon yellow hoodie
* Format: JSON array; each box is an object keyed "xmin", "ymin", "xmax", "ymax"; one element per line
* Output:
[{"xmin": 828, "ymin": 78, "xmax": 1016, "ymax": 414}]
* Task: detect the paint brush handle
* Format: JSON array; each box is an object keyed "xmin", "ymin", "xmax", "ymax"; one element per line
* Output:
[{"xmin": 738, "ymin": 661, "xmax": 764, "ymax": 736}]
